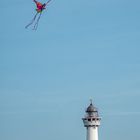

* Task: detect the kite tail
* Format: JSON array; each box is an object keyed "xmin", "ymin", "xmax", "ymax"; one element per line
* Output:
[
  {"xmin": 25, "ymin": 12, "xmax": 38, "ymax": 29},
  {"xmin": 33, "ymin": 12, "xmax": 42, "ymax": 30}
]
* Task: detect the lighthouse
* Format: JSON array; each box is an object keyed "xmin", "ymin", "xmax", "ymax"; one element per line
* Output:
[{"xmin": 82, "ymin": 100, "xmax": 101, "ymax": 140}]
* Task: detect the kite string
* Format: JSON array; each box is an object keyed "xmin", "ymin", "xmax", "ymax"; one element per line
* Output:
[{"xmin": 46, "ymin": 0, "xmax": 52, "ymax": 5}]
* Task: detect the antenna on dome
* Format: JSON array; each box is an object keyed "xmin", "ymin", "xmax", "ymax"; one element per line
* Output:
[{"xmin": 90, "ymin": 99, "xmax": 93, "ymax": 104}]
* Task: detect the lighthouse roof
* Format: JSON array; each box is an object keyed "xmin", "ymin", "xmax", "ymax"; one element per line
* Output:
[{"xmin": 86, "ymin": 103, "xmax": 97, "ymax": 113}]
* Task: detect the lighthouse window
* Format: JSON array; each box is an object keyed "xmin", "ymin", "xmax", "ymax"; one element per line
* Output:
[
  {"xmin": 88, "ymin": 119, "xmax": 91, "ymax": 121},
  {"xmin": 92, "ymin": 118, "xmax": 95, "ymax": 121}
]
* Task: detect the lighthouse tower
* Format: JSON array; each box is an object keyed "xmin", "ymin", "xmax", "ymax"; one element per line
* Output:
[{"xmin": 82, "ymin": 100, "xmax": 101, "ymax": 140}]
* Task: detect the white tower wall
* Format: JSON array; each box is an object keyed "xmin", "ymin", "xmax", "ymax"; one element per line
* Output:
[{"xmin": 87, "ymin": 127, "xmax": 98, "ymax": 140}]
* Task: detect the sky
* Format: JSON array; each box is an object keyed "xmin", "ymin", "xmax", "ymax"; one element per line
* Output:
[{"xmin": 0, "ymin": 0, "xmax": 140, "ymax": 140}]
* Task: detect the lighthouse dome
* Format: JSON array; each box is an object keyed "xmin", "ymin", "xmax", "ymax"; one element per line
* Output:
[{"xmin": 86, "ymin": 103, "xmax": 97, "ymax": 113}]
